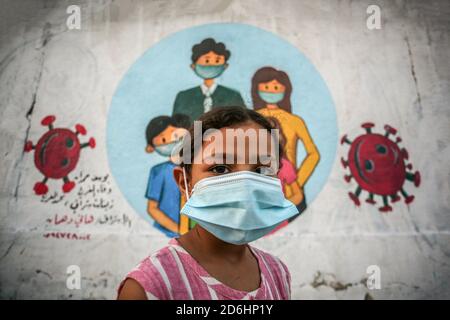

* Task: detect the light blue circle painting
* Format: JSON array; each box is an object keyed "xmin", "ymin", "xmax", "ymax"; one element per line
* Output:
[{"xmin": 107, "ymin": 23, "xmax": 338, "ymax": 235}]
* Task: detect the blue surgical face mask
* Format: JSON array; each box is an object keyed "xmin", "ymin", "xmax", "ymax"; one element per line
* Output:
[
  {"xmin": 154, "ymin": 139, "xmax": 182, "ymax": 157},
  {"xmin": 194, "ymin": 64, "xmax": 226, "ymax": 79},
  {"xmin": 181, "ymin": 170, "xmax": 299, "ymax": 245},
  {"xmin": 258, "ymin": 91, "xmax": 285, "ymax": 104}
]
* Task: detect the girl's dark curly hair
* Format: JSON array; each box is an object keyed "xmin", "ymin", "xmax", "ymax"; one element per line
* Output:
[{"xmin": 179, "ymin": 106, "xmax": 283, "ymax": 175}]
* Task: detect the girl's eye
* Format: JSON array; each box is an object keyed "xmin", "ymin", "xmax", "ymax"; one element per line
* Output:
[
  {"xmin": 265, "ymin": 85, "xmax": 269, "ymax": 90},
  {"xmin": 215, "ymin": 59, "xmax": 220, "ymax": 63},
  {"xmin": 275, "ymin": 86, "xmax": 278, "ymax": 90},
  {"xmin": 255, "ymin": 166, "xmax": 275, "ymax": 176},
  {"xmin": 162, "ymin": 138, "xmax": 166, "ymax": 143},
  {"xmin": 210, "ymin": 165, "xmax": 230, "ymax": 174},
  {"xmin": 205, "ymin": 59, "xmax": 209, "ymax": 63}
]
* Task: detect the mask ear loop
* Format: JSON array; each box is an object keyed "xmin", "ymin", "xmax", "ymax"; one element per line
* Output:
[{"xmin": 182, "ymin": 166, "xmax": 190, "ymax": 200}]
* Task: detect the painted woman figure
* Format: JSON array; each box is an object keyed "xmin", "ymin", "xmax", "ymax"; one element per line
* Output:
[{"xmin": 251, "ymin": 67, "xmax": 320, "ymax": 213}]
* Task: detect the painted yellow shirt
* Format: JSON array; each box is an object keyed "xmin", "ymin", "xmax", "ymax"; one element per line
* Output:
[{"xmin": 257, "ymin": 107, "xmax": 320, "ymax": 188}]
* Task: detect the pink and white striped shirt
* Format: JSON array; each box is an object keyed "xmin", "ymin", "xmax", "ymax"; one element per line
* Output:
[{"xmin": 118, "ymin": 238, "xmax": 291, "ymax": 300}]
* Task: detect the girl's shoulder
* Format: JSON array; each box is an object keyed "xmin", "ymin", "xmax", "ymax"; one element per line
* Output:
[
  {"xmin": 117, "ymin": 242, "xmax": 180, "ymax": 300},
  {"xmin": 250, "ymin": 246, "xmax": 289, "ymax": 272},
  {"xmin": 249, "ymin": 246, "xmax": 291, "ymax": 288}
]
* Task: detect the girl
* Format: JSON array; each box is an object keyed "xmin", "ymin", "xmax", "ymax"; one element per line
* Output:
[
  {"xmin": 251, "ymin": 67, "xmax": 320, "ymax": 213},
  {"xmin": 118, "ymin": 106, "xmax": 298, "ymax": 300}
]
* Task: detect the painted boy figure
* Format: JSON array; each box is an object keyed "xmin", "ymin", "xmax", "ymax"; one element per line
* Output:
[
  {"xmin": 145, "ymin": 114, "xmax": 190, "ymax": 237},
  {"xmin": 172, "ymin": 38, "xmax": 246, "ymax": 122}
]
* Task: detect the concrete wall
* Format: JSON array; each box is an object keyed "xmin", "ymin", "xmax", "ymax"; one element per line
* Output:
[{"xmin": 0, "ymin": 0, "xmax": 449, "ymax": 299}]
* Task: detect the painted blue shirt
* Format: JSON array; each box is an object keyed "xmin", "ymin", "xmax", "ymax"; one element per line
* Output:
[{"xmin": 145, "ymin": 161, "xmax": 180, "ymax": 238}]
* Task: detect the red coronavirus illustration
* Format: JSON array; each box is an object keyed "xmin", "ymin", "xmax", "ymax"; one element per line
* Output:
[
  {"xmin": 24, "ymin": 115, "xmax": 96, "ymax": 195},
  {"xmin": 341, "ymin": 122, "xmax": 421, "ymax": 212}
]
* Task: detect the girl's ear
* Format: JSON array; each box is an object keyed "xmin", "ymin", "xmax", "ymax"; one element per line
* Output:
[
  {"xmin": 146, "ymin": 145, "xmax": 154, "ymax": 153},
  {"xmin": 173, "ymin": 166, "xmax": 189, "ymax": 196}
]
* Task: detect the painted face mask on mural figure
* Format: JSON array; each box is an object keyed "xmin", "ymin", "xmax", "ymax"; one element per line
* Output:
[
  {"xmin": 181, "ymin": 169, "xmax": 299, "ymax": 245},
  {"xmin": 194, "ymin": 64, "xmax": 226, "ymax": 79},
  {"xmin": 258, "ymin": 91, "xmax": 285, "ymax": 104},
  {"xmin": 154, "ymin": 139, "xmax": 184, "ymax": 157}
]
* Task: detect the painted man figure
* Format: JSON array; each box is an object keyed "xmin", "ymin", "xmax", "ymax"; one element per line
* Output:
[{"xmin": 172, "ymin": 38, "xmax": 246, "ymax": 122}]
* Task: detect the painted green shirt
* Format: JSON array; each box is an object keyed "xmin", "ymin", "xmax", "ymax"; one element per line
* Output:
[{"xmin": 172, "ymin": 85, "xmax": 246, "ymax": 122}]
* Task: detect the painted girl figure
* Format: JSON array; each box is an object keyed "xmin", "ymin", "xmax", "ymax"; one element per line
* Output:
[{"xmin": 251, "ymin": 67, "xmax": 320, "ymax": 213}]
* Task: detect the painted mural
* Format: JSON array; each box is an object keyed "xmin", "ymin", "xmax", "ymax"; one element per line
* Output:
[
  {"xmin": 341, "ymin": 123, "xmax": 421, "ymax": 212},
  {"xmin": 173, "ymin": 38, "xmax": 246, "ymax": 122},
  {"xmin": 251, "ymin": 67, "xmax": 320, "ymax": 214},
  {"xmin": 18, "ymin": 25, "xmax": 423, "ymax": 241},
  {"xmin": 144, "ymin": 114, "xmax": 190, "ymax": 237},
  {"xmin": 24, "ymin": 115, "xmax": 96, "ymax": 195},
  {"xmin": 107, "ymin": 23, "xmax": 338, "ymax": 238},
  {"xmin": 2, "ymin": 0, "xmax": 445, "ymax": 300}
]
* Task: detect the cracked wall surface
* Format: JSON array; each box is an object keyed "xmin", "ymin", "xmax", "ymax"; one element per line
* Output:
[{"xmin": 0, "ymin": 0, "xmax": 449, "ymax": 299}]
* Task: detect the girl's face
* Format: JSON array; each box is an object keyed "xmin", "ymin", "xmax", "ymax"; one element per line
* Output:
[
  {"xmin": 174, "ymin": 121, "xmax": 278, "ymax": 194},
  {"xmin": 258, "ymin": 79, "xmax": 286, "ymax": 94}
]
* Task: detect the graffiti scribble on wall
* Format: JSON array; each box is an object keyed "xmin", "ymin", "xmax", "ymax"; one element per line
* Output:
[
  {"xmin": 24, "ymin": 115, "xmax": 96, "ymax": 195},
  {"xmin": 341, "ymin": 122, "xmax": 421, "ymax": 212},
  {"xmin": 40, "ymin": 171, "xmax": 132, "ymax": 240}
]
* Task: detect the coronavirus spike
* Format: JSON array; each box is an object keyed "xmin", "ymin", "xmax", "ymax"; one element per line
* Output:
[
  {"xmin": 33, "ymin": 177, "xmax": 49, "ymax": 195},
  {"xmin": 344, "ymin": 174, "xmax": 352, "ymax": 183},
  {"xmin": 341, "ymin": 134, "xmax": 352, "ymax": 145},
  {"xmin": 405, "ymin": 195, "xmax": 415, "ymax": 204},
  {"xmin": 361, "ymin": 122, "xmax": 375, "ymax": 133},
  {"xmin": 384, "ymin": 125, "xmax": 397, "ymax": 138},
  {"xmin": 81, "ymin": 137, "xmax": 96, "ymax": 149},
  {"xmin": 365, "ymin": 193, "xmax": 376, "ymax": 205},
  {"xmin": 62, "ymin": 176, "xmax": 75, "ymax": 193},
  {"xmin": 390, "ymin": 194, "xmax": 401, "ymax": 203},
  {"xmin": 406, "ymin": 164, "xmax": 413, "ymax": 170},
  {"xmin": 348, "ymin": 187, "xmax": 361, "ymax": 206},
  {"xmin": 406, "ymin": 171, "xmax": 421, "ymax": 187},
  {"xmin": 75, "ymin": 124, "xmax": 87, "ymax": 135},
  {"xmin": 400, "ymin": 188, "xmax": 415, "ymax": 204},
  {"xmin": 401, "ymin": 148, "xmax": 409, "ymax": 160},
  {"xmin": 341, "ymin": 157, "xmax": 349, "ymax": 168},
  {"xmin": 395, "ymin": 137, "xmax": 402, "ymax": 144},
  {"xmin": 24, "ymin": 141, "xmax": 34, "ymax": 152},
  {"xmin": 41, "ymin": 115, "xmax": 56, "ymax": 130},
  {"xmin": 379, "ymin": 196, "xmax": 392, "ymax": 212}
]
